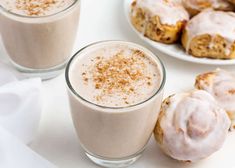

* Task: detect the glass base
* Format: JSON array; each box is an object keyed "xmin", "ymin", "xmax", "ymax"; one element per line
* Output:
[
  {"xmin": 10, "ymin": 60, "xmax": 67, "ymax": 80},
  {"xmin": 85, "ymin": 152, "xmax": 142, "ymax": 168}
]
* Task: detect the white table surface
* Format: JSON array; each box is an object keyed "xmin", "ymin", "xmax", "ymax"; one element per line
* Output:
[{"xmin": 1, "ymin": 0, "xmax": 235, "ymax": 167}]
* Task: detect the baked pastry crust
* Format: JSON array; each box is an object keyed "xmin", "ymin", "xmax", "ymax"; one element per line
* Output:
[
  {"xmin": 154, "ymin": 90, "xmax": 230, "ymax": 162},
  {"xmin": 130, "ymin": 0, "xmax": 189, "ymax": 44},
  {"xmin": 195, "ymin": 69, "xmax": 235, "ymax": 130},
  {"xmin": 182, "ymin": 0, "xmax": 234, "ymax": 16},
  {"xmin": 182, "ymin": 10, "xmax": 235, "ymax": 59}
]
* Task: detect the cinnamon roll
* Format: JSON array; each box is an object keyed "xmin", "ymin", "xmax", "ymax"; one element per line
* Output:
[
  {"xmin": 130, "ymin": 0, "xmax": 189, "ymax": 44},
  {"xmin": 182, "ymin": 10, "xmax": 235, "ymax": 59},
  {"xmin": 182, "ymin": 0, "xmax": 234, "ymax": 16},
  {"xmin": 154, "ymin": 90, "xmax": 230, "ymax": 162},
  {"xmin": 195, "ymin": 69, "xmax": 235, "ymax": 130}
]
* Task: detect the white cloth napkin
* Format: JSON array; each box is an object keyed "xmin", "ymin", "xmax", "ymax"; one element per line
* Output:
[
  {"xmin": 0, "ymin": 126, "xmax": 57, "ymax": 168},
  {"xmin": 0, "ymin": 62, "xmax": 57, "ymax": 168}
]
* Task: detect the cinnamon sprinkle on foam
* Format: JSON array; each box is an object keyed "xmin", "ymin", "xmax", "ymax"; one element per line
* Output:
[
  {"xmin": 14, "ymin": 0, "xmax": 68, "ymax": 16},
  {"xmin": 82, "ymin": 49, "xmax": 155, "ymax": 103}
]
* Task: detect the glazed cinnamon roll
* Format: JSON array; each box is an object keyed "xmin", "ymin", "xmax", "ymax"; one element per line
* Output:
[
  {"xmin": 130, "ymin": 0, "xmax": 189, "ymax": 44},
  {"xmin": 154, "ymin": 90, "xmax": 230, "ymax": 162},
  {"xmin": 195, "ymin": 69, "xmax": 235, "ymax": 130},
  {"xmin": 182, "ymin": 10, "xmax": 235, "ymax": 59},
  {"xmin": 182, "ymin": 0, "xmax": 234, "ymax": 16}
]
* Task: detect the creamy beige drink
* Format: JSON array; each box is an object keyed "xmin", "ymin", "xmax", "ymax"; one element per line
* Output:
[
  {"xmin": 66, "ymin": 41, "xmax": 165, "ymax": 167},
  {"xmin": 0, "ymin": 0, "xmax": 80, "ymax": 79}
]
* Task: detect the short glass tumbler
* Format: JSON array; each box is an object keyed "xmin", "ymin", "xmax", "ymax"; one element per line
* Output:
[
  {"xmin": 0, "ymin": 0, "xmax": 80, "ymax": 79},
  {"xmin": 65, "ymin": 41, "xmax": 166, "ymax": 167}
]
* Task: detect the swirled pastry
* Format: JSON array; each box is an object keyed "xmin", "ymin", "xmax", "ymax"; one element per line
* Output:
[
  {"xmin": 182, "ymin": 10, "xmax": 235, "ymax": 59},
  {"xmin": 154, "ymin": 90, "xmax": 230, "ymax": 162},
  {"xmin": 195, "ymin": 69, "xmax": 235, "ymax": 130},
  {"xmin": 182, "ymin": 0, "xmax": 234, "ymax": 16},
  {"xmin": 130, "ymin": 0, "xmax": 189, "ymax": 44}
]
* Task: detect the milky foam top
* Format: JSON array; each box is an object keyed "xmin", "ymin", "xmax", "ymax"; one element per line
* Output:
[
  {"xmin": 0, "ymin": 0, "xmax": 75, "ymax": 16},
  {"xmin": 133, "ymin": 0, "xmax": 189, "ymax": 25},
  {"xmin": 185, "ymin": 10, "xmax": 235, "ymax": 53},
  {"xmin": 69, "ymin": 42, "xmax": 162, "ymax": 107},
  {"xmin": 159, "ymin": 90, "xmax": 230, "ymax": 161}
]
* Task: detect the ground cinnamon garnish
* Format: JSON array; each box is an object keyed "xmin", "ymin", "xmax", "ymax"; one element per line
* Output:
[
  {"xmin": 15, "ymin": 0, "xmax": 65, "ymax": 16},
  {"xmin": 82, "ymin": 72, "xmax": 88, "ymax": 82},
  {"xmin": 81, "ymin": 49, "xmax": 154, "ymax": 102},
  {"xmin": 228, "ymin": 89, "xmax": 235, "ymax": 94}
]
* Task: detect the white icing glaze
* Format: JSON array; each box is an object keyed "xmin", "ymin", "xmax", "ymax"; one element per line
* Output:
[
  {"xmin": 183, "ymin": 0, "xmax": 232, "ymax": 12},
  {"xmin": 185, "ymin": 10, "xmax": 235, "ymax": 54},
  {"xmin": 133, "ymin": 0, "xmax": 189, "ymax": 25},
  {"xmin": 160, "ymin": 90, "xmax": 230, "ymax": 161},
  {"xmin": 197, "ymin": 69, "xmax": 235, "ymax": 128}
]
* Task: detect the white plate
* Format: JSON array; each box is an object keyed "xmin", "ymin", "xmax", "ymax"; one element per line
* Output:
[{"xmin": 124, "ymin": 0, "xmax": 235, "ymax": 65}]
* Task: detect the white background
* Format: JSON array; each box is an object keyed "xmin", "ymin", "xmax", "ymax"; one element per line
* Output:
[{"xmin": 2, "ymin": 0, "xmax": 235, "ymax": 167}]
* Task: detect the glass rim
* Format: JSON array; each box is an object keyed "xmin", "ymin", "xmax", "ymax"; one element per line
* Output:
[
  {"xmin": 65, "ymin": 40, "xmax": 166, "ymax": 110},
  {"xmin": 0, "ymin": 0, "xmax": 80, "ymax": 19}
]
